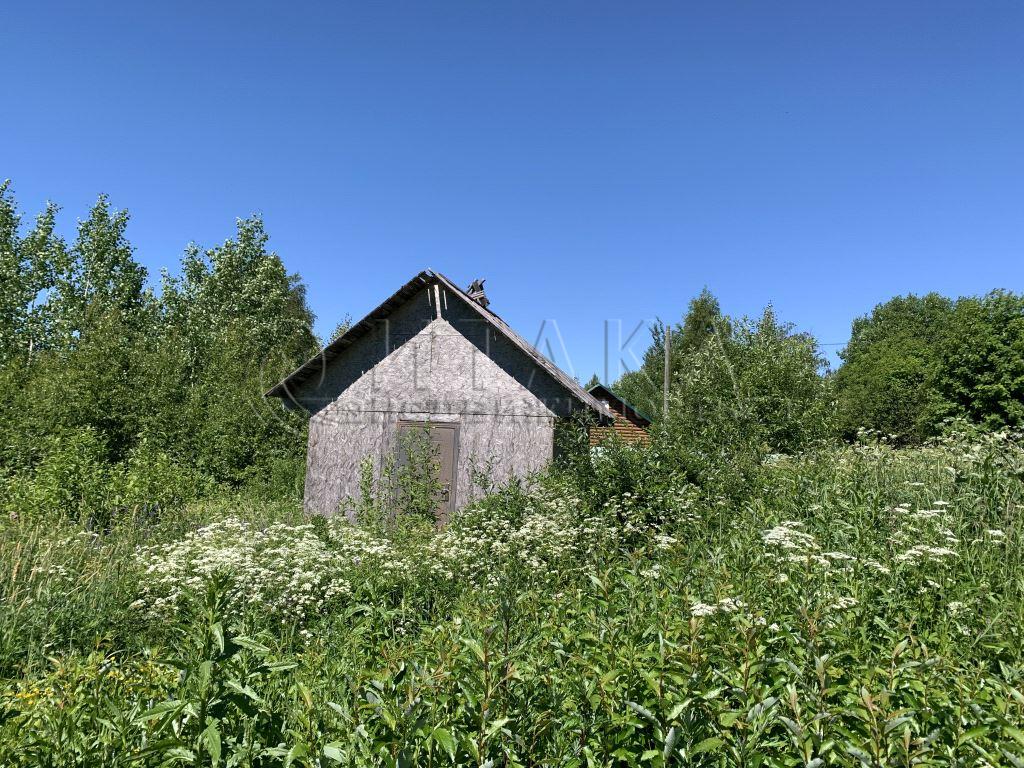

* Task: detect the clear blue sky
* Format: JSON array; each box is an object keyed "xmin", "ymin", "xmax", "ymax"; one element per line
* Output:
[{"xmin": 3, "ymin": 1, "xmax": 1022, "ymax": 381}]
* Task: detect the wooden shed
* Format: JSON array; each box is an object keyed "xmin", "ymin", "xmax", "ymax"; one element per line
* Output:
[
  {"xmin": 587, "ymin": 384, "xmax": 652, "ymax": 445},
  {"xmin": 266, "ymin": 270, "xmax": 610, "ymax": 519}
]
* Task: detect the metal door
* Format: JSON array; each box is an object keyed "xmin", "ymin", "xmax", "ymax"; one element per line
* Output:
[{"xmin": 396, "ymin": 421, "xmax": 458, "ymax": 524}]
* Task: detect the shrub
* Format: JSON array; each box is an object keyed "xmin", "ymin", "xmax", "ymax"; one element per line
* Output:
[{"xmin": 4, "ymin": 431, "xmax": 1024, "ymax": 765}]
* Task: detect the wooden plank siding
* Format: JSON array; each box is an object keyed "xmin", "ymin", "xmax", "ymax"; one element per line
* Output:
[
  {"xmin": 586, "ymin": 384, "xmax": 651, "ymax": 446},
  {"xmin": 589, "ymin": 412, "xmax": 650, "ymax": 445}
]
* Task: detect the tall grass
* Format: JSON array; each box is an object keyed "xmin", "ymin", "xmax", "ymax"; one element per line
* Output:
[{"xmin": 1, "ymin": 432, "xmax": 1023, "ymax": 765}]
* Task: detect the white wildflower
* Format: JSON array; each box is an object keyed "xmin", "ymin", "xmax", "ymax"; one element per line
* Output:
[
  {"xmin": 690, "ymin": 602, "xmax": 717, "ymax": 617},
  {"xmin": 640, "ymin": 565, "xmax": 662, "ymax": 580},
  {"xmin": 896, "ymin": 545, "xmax": 957, "ymax": 565},
  {"xmin": 654, "ymin": 533, "xmax": 677, "ymax": 550},
  {"xmin": 823, "ymin": 551, "xmax": 855, "ymax": 561},
  {"xmin": 830, "ymin": 596, "xmax": 858, "ymax": 611},
  {"xmin": 717, "ymin": 597, "xmax": 746, "ymax": 613}
]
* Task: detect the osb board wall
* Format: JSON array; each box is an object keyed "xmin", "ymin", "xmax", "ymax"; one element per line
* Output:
[
  {"xmin": 297, "ymin": 285, "xmax": 560, "ymax": 516},
  {"xmin": 306, "ymin": 411, "xmax": 553, "ymax": 517}
]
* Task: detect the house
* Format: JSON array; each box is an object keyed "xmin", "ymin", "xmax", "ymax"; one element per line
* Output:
[
  {"xmin": 586, "ymin": 384, "xmax": 652, "ymax": 445},
  {"xmin": 266, "ymin": 270, "xmax": 611, "ymax": 520}
]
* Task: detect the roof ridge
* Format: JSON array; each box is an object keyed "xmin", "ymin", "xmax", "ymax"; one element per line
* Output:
[{"xmin": 266, "ymin": 269, "xmax": 609, "ymax": 420}]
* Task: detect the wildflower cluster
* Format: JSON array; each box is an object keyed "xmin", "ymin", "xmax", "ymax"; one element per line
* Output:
[
  {"xmin": 762, "ymin": 520, "xmax": 837, "ymax": 569},
  {"xmin": 421, "ymin": 488, "xmax": 616, "ymax": 588},
  {"xmin": 690, "ymin": 596, "xmax": 747, "ymax": 618},
  {"xmin": 134, "ymin": 517, "xmax": 404, "ymax": 624}
]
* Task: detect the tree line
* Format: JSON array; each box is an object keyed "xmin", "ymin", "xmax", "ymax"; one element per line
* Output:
[
  {"xmin": 0, "ymin": 182, "xmax": 318, "ymax": 515},
  {"xmin": 2, "ymin": 181, "xmax": 1021, "ymax": 515},
  {"xmin": 613, "ymin": 287, "xmax": 1024, "ymax": 450}
]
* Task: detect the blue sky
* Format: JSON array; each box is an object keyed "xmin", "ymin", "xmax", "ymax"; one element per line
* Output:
[{"xmin": 3, "ymin": 1, "xmax": 1022, "ymax": 381}]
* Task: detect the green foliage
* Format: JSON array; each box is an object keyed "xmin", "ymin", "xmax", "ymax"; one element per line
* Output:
[
  {"xmin": 836, "ymin": 291, "xmax": 1024, "ymax": 442},
  {"xmin": 349, "ymin": 428, "xmax": 447, "ymax": 535},
  {"xmin": 3, "ymin": 433, "xmax": 1024, "ymax": 765},
  {"xmin": 327, "ymin": 314, "xmax": 353, "ymax": 344},
  {"xmin": 6, "ymin": 180, "xmax": 1024, "ymax": 765},
  {"xmin": 2, "ymin": 428, "xmax": 211, "ymax": 528},
  {"xmin": 615, "ymin": 294, "xmax": 833, "ymax": 506},
  {"xmin": 394, "ymin": 427, "xmax": 447, "ymax": 526},
  {"xmin": 936, "ymin": 290, "xmax": 1024, "ymax": 431},
  {"xmin": 618, "ymin": 292, "xmax": 833, "ymax": 478},
  {"xmin": 662, "ymin": 306, "xmax": 833, "ymax": 456},
  {"xmin": 616, "ymin": 288, "xmax": 726, "ymax": 421},
  {"xmin": 0, "ymin": 181, "xmax": 65, "ymax": 362},
  {"xmin": 835, "ymin": 293, "xmax": 954, "ymax": 442},
  {"xmin": 553, "ymin": 410, "xmax": 596, "ymax": 471},
  {"xmin": 46, "ymin": 194, "xmax": 149, "ymax": 345},
  {"xmin": 0, "ymin": 183, "xmax": 317, "ymax": 497}
]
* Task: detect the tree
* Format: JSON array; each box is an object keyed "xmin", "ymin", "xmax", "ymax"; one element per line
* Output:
[
  {"xmin": 0, "ymin": 189, "xmax": 320, "ymax": 489},
  {"xmin": 936, "ymin": 291, "xmax": 1024, "ymax": 430},
  {"xmin": 0, "ymin": 180, "xmax": 24, "ymax": 360},
  {"xmin": 834, "ymin": 291, "xmax": 1024, "ymax": 441},
  {"xmin": 834, "ymin": 294, "xmax": 954, "ymax": 442},
  {"xmin": 157, "ymin": 216, "xmax": 318, "ymax": 482},
  {"xmin": 19, "ymin": 201, "xmax": 68, "ymax": 356},
  {"xmin": 46, "ymin": 194, "xmax": 148, "ymax": 347},
  {"xmin": 677, "ymin": 288, "xmax": 724, "ymax": 355},
  {"xmin": 616, "ymin": 288, "xmax": 726, "ymax": 421},
  {"xmin": 661, "ymin": 305, "xmax": 832, "ymax": 456},
  {"xmin": 162, "ymin": 217, "xmax": 315, "ymax": 369},
  {"xmin": 615, "ymin": 288, "xmax": 832, "ymax": 466},
  {"xmin": 328, "ymin": 314, "xmax": 353, "ymax": 344},
  {"xmin": 0, "ymin": 183, "xmax": 65, "ymax": 361}
]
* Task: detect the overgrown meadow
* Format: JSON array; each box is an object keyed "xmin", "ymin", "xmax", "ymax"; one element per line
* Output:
[
  {"xmin": 2, "ymin": 429, "xmax": 1023, "ymax": 767},
  {"xmin": 3, "ymin": 185, "xmax": 1024, "ymax": 765}
]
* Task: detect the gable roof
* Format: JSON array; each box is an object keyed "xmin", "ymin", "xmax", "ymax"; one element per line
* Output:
[
  {"xmin": 587, "ymin": 383, "xmax": 653, "ymax": 427},
  {"xmin": 265, "ymin": 269, "xmax": 610, "ymax": 420}
]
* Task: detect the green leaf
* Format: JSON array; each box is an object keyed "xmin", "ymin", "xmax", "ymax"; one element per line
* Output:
[
  {"xmin": 663, "ymin": 726, "xmax": 679, "ymax": 760},
  {"xmin": 233, "ymin": 635, "xmax": 271, "ymax": 654},
  {"xmin": 486, "ymin": 717, "xmax": 511, "ymax": 737},
  {"xmin": 432, "ymin": 727, "xmax": 457, "ymax": 758},
  {"xmin": 197, "ymin": 661, "xmax": 213, "ymax": 690},
  {"xmin": 627, "ymin": 701, "xmax": 659, "ymax": 726},
  {"xmin": 284, "ymin": 742, "xmax": 308, "ymax": 767},
  {"xmin": 211, "ymin": 622, "xmax": 225, "ymax": 654},
  {"xmin": 690, "ymin": 737, "xmax": 723, "ymax": 755},
  {"xmin": 779, "ymin": 716, "xmax": 802, "ymax": 738},
  {"xmin": 884, "ymin": 715, "xmax": 913, "ymax": 734},
  {"xmin": 1006, "ymin": 726, "xmax": 1024, "ymax": 746},
  {"xmin": 719, "ymin": 710, "xmax": 741, "ymax": 728},
  {"xmin": 961, "ymin": 726, "xmax": 989, "ymax": 744},
  {"xmin": 135, "ymin": 700, "xmax": 184, "ymax": 724},
  {"xmin": 323, "ymin": 743, "xmax": 345, "ymax": 763},
  {"xmin": 461, "ymin": 638, "xmax": 487, "ymax": 664},
  {"xmin": 225, "ymin": 680, "xmax": 262, "ymax": 703},
  {"xmin": 201, "ymin": 721, "xmax": 221, "ymax": 765}
]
